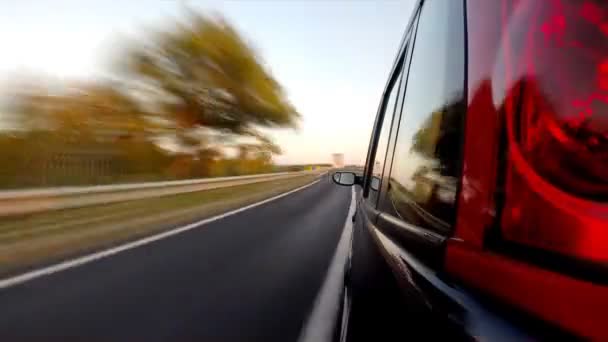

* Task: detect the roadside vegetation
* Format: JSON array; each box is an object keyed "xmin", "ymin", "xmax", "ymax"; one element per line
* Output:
[
  {"xmin": 0, "ymin": 173, "xmax": 320, "ymax": 277},
  {"xmin": 0, "ymin": 10, "xmax": 302, "ymax": 188}
]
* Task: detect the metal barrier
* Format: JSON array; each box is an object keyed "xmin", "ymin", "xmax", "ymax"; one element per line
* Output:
[{"xmin": 0, "ymin": 171, "xmax": 322, "ymax": 216}]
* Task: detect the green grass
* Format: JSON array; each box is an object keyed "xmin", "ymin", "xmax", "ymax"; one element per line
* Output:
[{"xmin": 0, "ymin": 174, "xmax": 318, "ymax": 277}]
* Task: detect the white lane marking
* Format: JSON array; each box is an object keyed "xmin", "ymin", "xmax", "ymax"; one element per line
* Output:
[
  {"xmin": 298, "ymin": 186, "xmax": 356, "ymax": 342},
  {"xmin": 0, "ymin": 179, "xmax": 322, "ymax": 290}
]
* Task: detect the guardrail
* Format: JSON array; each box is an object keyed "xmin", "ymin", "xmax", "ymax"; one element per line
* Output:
[{"xmin": 0, "ymin": 170, "xmax": 324, "ymax": 217}]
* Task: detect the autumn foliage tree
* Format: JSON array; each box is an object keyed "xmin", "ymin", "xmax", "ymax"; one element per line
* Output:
[
  {"xmin": 0, "ymin": 9, "xmax": 299, "ymax": 187},
  {"xmin": 122, "ymin": 11, "xmax": 299, "ymax": 151}
]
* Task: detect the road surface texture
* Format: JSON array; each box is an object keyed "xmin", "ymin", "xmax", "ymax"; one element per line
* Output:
[{"xmin": 0, "ymin": 175, "xmax": 352, "ymax": 341}]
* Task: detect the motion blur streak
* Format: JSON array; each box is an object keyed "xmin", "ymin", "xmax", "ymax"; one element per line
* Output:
[
  {"xmin": 0, "ymin": 178, "xmax": 320, "ymax": 290},
  {"xmin": 0, "ymin": 175, "xmax": 352, "ymax": 341},
  {"xmin": 298, "ymin": 186, "xmax": 356, "ymax": 342},
  {"xmin": 0, "ymin": 10, "xmax": 309, "ymax": 191}
]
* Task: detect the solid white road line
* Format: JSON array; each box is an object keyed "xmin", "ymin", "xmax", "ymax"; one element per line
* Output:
[
  {"xmin": 297, "ymin": 186, "xmax": 356, "ymax": 342},
  {"xmin": 0, "ymin": 179, "xmax": 322, "ymax": 290}
]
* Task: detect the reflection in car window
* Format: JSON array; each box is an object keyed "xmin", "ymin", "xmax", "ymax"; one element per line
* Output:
[
  {"xmin": 388, "ymin": 0, "xmax": 465, "ymax": 233},
  {"xmin": 370, "ymin": 69, "xmax": 403, "ymax": 203}
]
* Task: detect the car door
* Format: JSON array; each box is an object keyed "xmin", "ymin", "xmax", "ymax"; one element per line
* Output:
[
  {"xmin": 344, "ymin": 17, "xmax": 414, "ymax": 342},
  {"xmin": 348, "ymin": 0, "xmax": 468, "ymax": 340},
  {"xmin": 373, "ymin": 0, "xmax": 466, "ymax": 267},
  {"xmin": 367, "ymin": 0, "xmax": 468, "ymax": 337}
]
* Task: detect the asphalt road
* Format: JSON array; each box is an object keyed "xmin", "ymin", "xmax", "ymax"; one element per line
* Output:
[{"xmin": 0, "ymin": 175, "xmax": 352, "ymax": 341}]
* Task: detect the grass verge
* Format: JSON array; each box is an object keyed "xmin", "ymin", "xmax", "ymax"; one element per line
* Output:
[{"xmin": 0, "ymin": 174, "xmax": 319, "ymax": 277}]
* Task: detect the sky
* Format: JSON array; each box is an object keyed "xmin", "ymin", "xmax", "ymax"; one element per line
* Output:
[{"xmin": 0, "ymin": 0, "xmax": 415, "ymax": 165}]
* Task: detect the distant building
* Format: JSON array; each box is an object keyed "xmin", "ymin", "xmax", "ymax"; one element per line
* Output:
[{"xmin": 332, "ymin": 153, "xmax": 344, "ymax": 168}]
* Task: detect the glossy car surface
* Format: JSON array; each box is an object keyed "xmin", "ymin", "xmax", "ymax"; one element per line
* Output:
[{"xmin": 333, "ymin": 0, "xmax": 608, "ymax": 340}]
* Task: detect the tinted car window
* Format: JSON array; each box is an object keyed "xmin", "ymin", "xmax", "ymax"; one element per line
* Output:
[
  {"xmin": 387, "ymin": 0, "xmax": 465, "ymax": 233},
  {"xmin": 369, "ymin": 68, "xmax": 403, "ymax": 201}
]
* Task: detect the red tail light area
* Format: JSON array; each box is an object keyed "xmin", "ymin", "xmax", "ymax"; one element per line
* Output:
[
  {"xmin": 497, "ymin": 0, "xmax": 608, "ymax": 262},
  {"xmin": 509, "ymin": 0, "xmax": 608, "ymax": 200},
  {"xmin": 449, "ymin": 0, "xmax": 608, "ymax": 338}
]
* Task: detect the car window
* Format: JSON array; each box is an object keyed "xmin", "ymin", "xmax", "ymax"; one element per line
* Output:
[
  {"xmin": 369, "ymin": 68, "xmax": 403, "ymax": 203},
  {"xmin": 387, "ymin": 0, "xmax": 465, "ymax": 233}
]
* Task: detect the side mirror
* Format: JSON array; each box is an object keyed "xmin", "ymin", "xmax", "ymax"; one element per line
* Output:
[{"xmin": 332, "ymin": 171, "xmax": 357, "ymax": 186}]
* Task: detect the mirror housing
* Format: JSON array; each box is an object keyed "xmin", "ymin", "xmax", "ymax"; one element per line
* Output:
[{"xmin": 332, "ymin": 171, "xmax": 361, "ymax": 187}]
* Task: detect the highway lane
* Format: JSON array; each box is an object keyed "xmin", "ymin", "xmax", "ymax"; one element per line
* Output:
[{"xmin": 0, "ymin": 175, "xmax": 352, "ymax": 341}]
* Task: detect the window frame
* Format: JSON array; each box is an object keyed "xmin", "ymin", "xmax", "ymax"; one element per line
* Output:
[
  {"xmin": 362, "ymin": 3, "xmax": 422, "ymax": 199},
  {"xmin": 378, "ymin": 0, "xmax": 468, "ymax": 241},
  {"xmin": 369, "ymin": 64, "xmax": 405, "ymax": 203},
  {"xmin": 362, "ymin": 55, "xmax": 405, "ymax": 199},
  {"xmin": 377, "ymin": 27, "xmax": 417, "ymax": 209}
]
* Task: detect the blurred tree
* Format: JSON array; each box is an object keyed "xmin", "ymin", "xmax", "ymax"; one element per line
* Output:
[
  {"xmin": 122, "ymin": 11, "xmax": 299, "ymax": 146},
  {"xmin": 3, "ymin": 82, "xmax": 179, "ymax": 187},
  {"xmin": 9, "ymin": 82, "xmax": 158, "ymax": 139},
  {"xmin": 0, "ymin": 10, "xmax": 298, "ymax": 188},
  {"xmin": 411, "ymin": 110, "xmax": 443, "ymax": 158}
]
